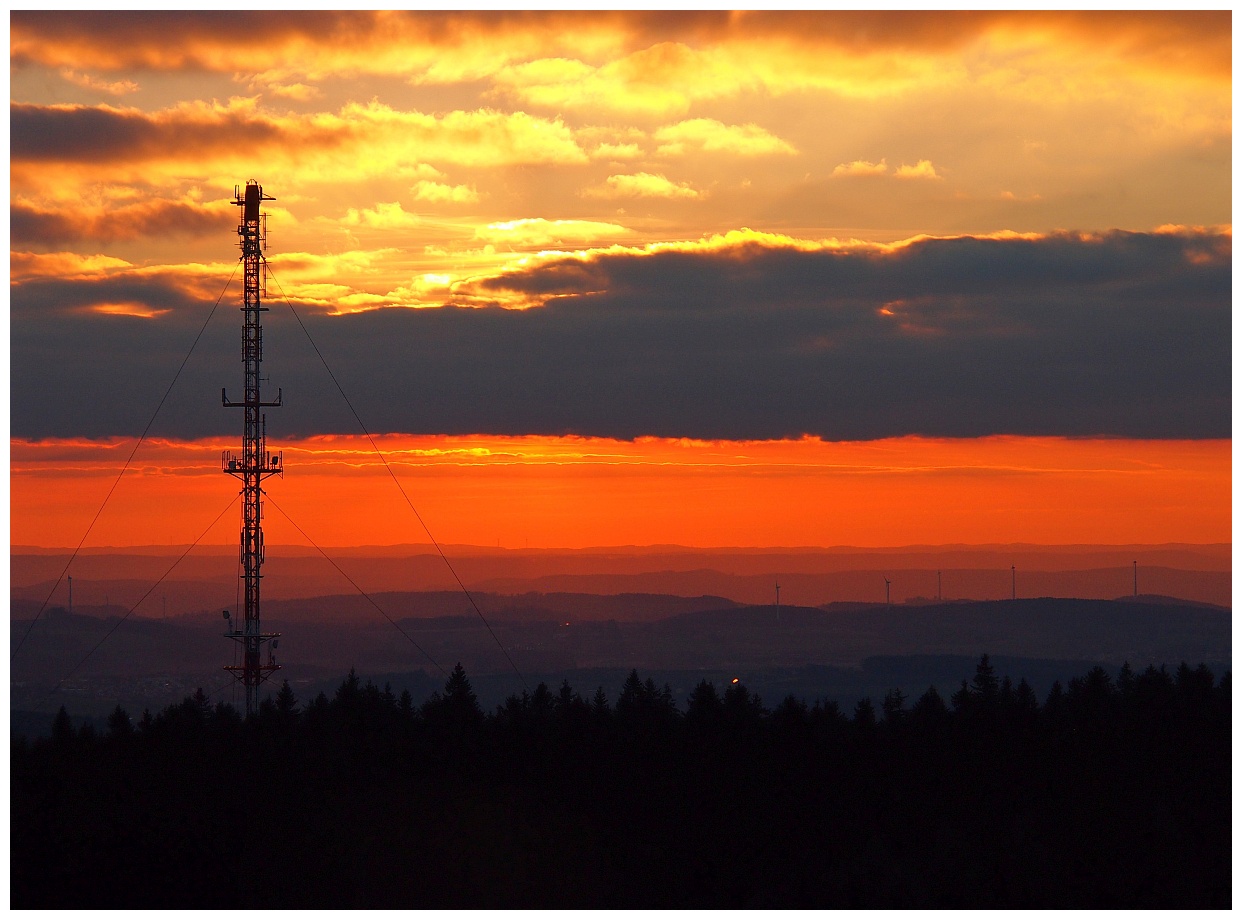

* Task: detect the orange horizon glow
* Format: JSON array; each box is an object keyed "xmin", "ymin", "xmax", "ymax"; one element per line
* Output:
[{"xmin": 11, "ymin": 434, "xmax": 1230, "ymax": 550}]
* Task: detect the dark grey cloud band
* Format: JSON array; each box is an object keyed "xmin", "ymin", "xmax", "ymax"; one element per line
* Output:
[{"xmin": 11, "ymin": 230, "xmax": 1229, "ymax": 441}]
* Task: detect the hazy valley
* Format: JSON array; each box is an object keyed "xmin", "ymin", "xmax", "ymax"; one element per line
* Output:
[{"xmin": 12, "ymin": 543, "xmax": 1230, "ymax": 726}]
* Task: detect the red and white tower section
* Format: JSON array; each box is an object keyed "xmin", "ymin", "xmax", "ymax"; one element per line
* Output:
[{"xmin": 222, "ymin": 180, "xmax": 283, "ymax": 716}]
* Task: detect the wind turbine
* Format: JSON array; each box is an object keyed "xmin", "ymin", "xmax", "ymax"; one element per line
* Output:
[
  {"xmin": 884, "ymin": 577, "xmax": 891, "ymax": 607},
  {"xmin": 775, "ymin": 578, "xmax": 781, "ymax": 622}
]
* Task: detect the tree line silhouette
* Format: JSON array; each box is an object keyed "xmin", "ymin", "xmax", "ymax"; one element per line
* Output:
[{"xmin": 12, "ymin": 656, "xmax": 1230, "ymax": 908}]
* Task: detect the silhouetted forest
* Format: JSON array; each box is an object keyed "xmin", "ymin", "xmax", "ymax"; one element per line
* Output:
[{"xmin": 11, "ymin": 657, "xmax": 1230, "ymax": 908}]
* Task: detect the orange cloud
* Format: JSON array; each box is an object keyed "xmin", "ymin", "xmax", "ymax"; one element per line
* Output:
[
  {"xmin": 59, "ymin": 68, "xmax": 137, "ymax": 95},
  {"xmin": 10, "ymin": 251, "xmax": 134, "ymax": 282},
  {"xmin": 12, "ymin": 196, "xmax": 233, "ymax": 244},
  {"xmin": 88, "ymin": 302, "xmax": 170, "ymax": 318},
  {"xmin": 241, "ymin": 68, "xmax": 327, "ymax": 101}
]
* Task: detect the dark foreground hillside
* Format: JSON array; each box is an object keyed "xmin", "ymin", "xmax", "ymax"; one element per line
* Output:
[{"xmin": 11, "ymin": 659, "xmax": 1230, "ymax": 908}]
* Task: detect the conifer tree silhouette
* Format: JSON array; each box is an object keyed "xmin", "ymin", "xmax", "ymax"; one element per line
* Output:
[
  {"xmin": 107, "ymin": 705, "xmax": 133, "ymax": 738},
  {"xmin": 590, "ymin": 687, "xmax": 611, "ymax": 724},
  {"xmin": 51, "ymin": 706, "xmax": 74, "ymax": 746},
  {"xmin": 882, "ymin": 688, "xmax": 907, "ymax": 725},
  {"xmin": 686, "ymin": 680, "xmax": 724, "ymax": 723},
  {"xmin": 853, "ymin": 697, "xmax": 877, "ymax": 730},
  {"xmin": 971, "ymin": 654, "xmax": 1000, "ymax": 703},
  {"xmin": 423, "ymin": 662, "xmax": 483, "ymax": 730},
  {"xmin": 275, "ymin": 680, "xmax": 299, "ymax": 718}
]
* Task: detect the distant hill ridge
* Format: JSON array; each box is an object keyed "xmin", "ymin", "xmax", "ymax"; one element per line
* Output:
[
  {"xmin": 13, "ymin": 595, "xmax": 1229, "ymax": 688},
  {"xmin": 13, "ymin": 542, "xmax": 1232, "ymax": 616}
]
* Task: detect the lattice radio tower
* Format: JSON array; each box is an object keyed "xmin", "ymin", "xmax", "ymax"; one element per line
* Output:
[{"xmin": 222, "ymin": 180, "xmax": 283, "ymax": 716}]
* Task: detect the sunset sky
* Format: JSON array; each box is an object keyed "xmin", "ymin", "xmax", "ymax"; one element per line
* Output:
[{"xmin": 9, "ymin": 11, "xmax": 1232, "ymax": 549}]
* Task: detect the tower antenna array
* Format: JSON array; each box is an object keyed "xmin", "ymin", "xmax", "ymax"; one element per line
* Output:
[{"xmin": 222, "ymin": 180, "xmax": 283, "ymax": 717}]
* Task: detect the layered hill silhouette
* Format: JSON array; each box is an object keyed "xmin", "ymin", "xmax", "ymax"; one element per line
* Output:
[
  {"xmin": 11, "ymin": 542, "xmax": 1232, "ymax": 613},
  {"xmin": 13, "ymin": 543, "xmax": 1230, "ymax": 722},
  {"xmin": 12, "ymin": 592, "xmax": 1230, "ymax": 722}
]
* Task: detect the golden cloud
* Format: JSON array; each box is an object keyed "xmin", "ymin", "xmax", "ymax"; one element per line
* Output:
[
  {"xmin": 411, "ymin": 180, "xmax": 480, "ymax": 203},
  {"xmin": 592, "ymin": 142, "xmax": 644, "ymax": 160},
  {"xmin": 829, "ymin": 158, "xmax": 941, "ymax": 180},
  {"xmin": 266, "ymin": 248, "xmax": 403, "ymax": 278},
  {"xmin": 583, "ymin": 172, "xmax": 701, "ymax": 199},
  {"xmin": 475, "ymin": 218, "xmax": 631, "ymax": 247},
  {"xmin": 342, "ymin": 202, "xmax": 422, "ymax": 230},
  {"xmin": 895, "ymin": 160, "xmax": 942, "ymax": 180},
  {"xmin": 11, "ymin": 248, "xmax": 403, "ymax": 317},
  {"xmin": 493, "ymin": 42, "xmax": 757, "ymax": 117},
  {"xmin": 831, "ymin": 159, "xmax": 888, "ymax": 178},
  {"xmin": 335, "ymin": 102, "xmax": 589, "ymax": 168},
  {"xmin": 250, "ymin": 247, "xmax": 482, "ymax": 314},
  {"xmin": 653, "ymin": 118, "xmax": 796, "ymax": 157},
  {"xmin": 12, "ymin": 13, "xmax": 1230, "ymax": 80},
  {"xmin": 13, "ymin": 14, "xmax": 1229, "ymax": 130},
  {"xmin": 12, "ymin": 99, "xmax": 589, "ymax": 195}
]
